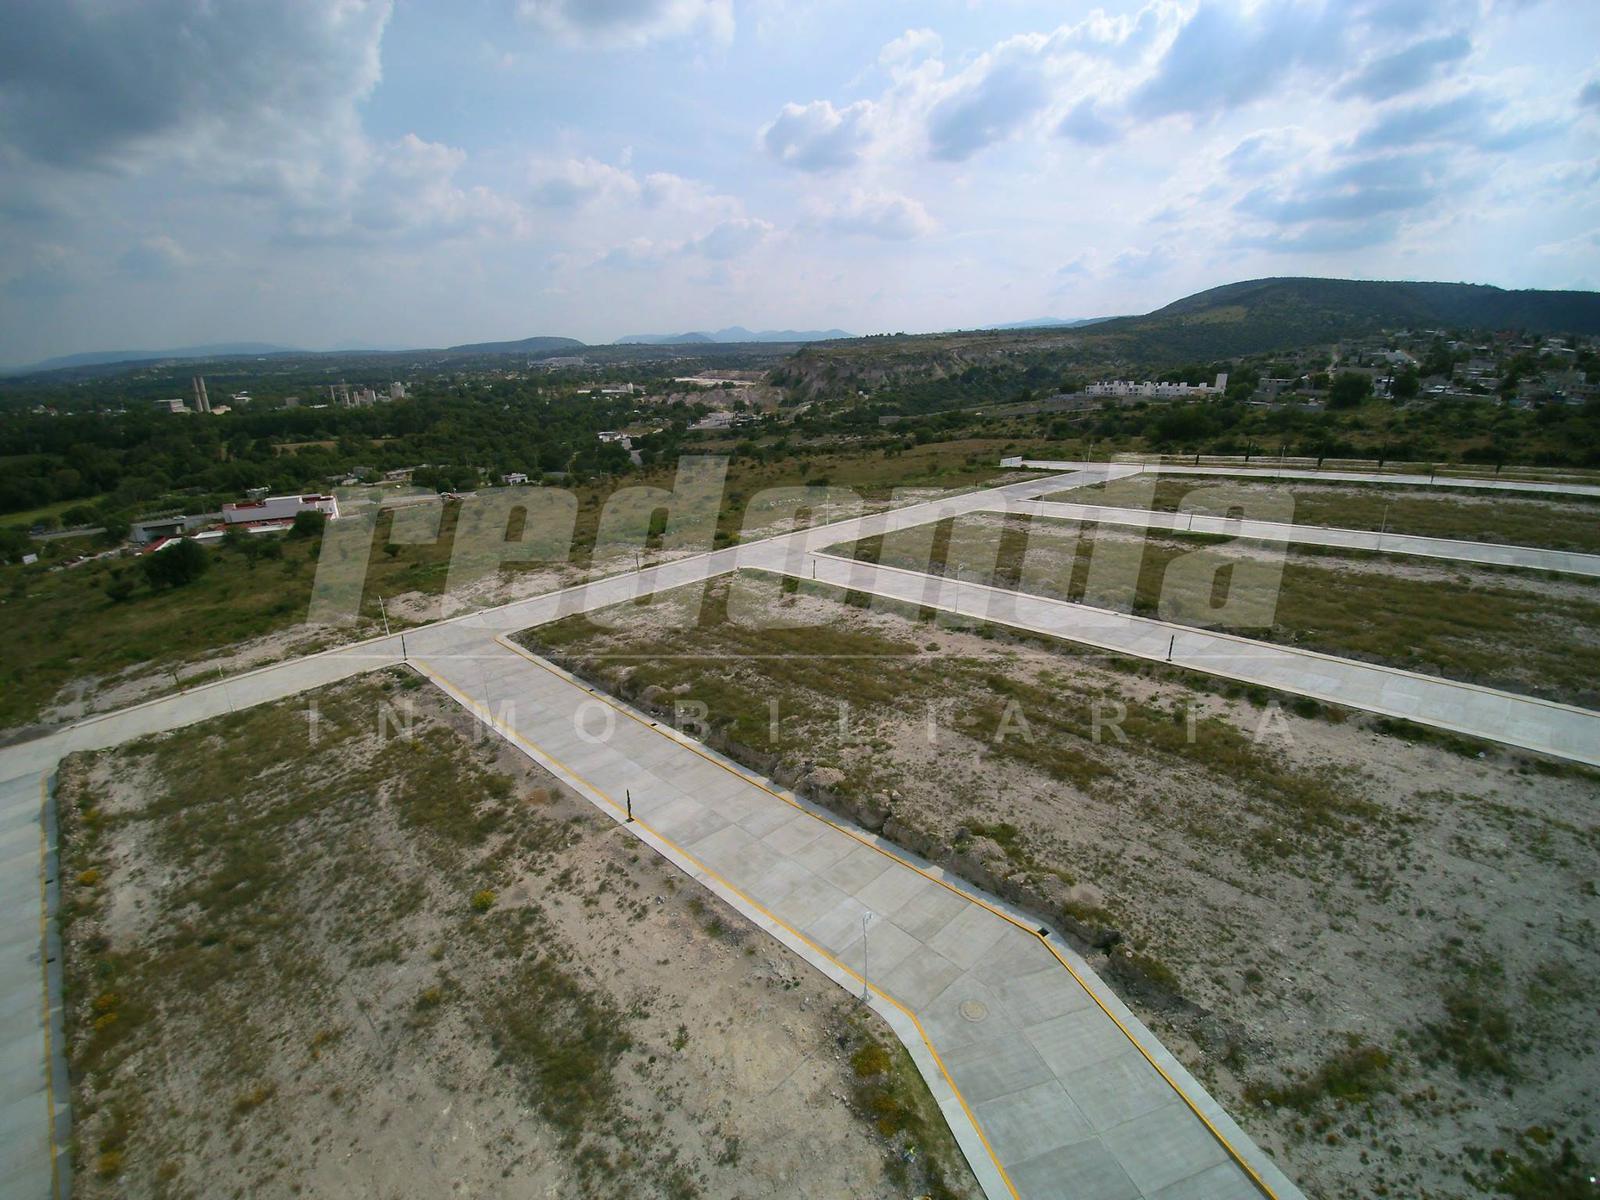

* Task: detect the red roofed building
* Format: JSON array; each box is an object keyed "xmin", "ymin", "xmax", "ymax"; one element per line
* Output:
[{"xmin": 220, "ymin": 493, "xmax": 340, "ymax": 525}]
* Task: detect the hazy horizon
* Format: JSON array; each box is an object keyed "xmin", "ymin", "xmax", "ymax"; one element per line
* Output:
[{"xmin": 3, "ymin": 0, "xmax": 1598, "ymax": 364}]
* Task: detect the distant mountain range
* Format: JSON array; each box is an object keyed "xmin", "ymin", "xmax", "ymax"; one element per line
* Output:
[
  {"xmin": 616, "ymin": 326, "xmax": 852, "ymax": 345},
  {"xmin": 988, "ymin": 316, "xmax": 1117, "ymax": 330},
  {"xmin": 441, "ymin": 335, "xmax": 586, "ymax": 355},
  {"xmin": 10, "ymin": 277, "xmax": 1596, "ymax": 381},
  {"xmin": 14, "ymin": 342, "xmax": 300, "ymax": 373}
]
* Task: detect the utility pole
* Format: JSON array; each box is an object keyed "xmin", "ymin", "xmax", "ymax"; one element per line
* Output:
[
  {"xmin": 625, "ymin": 789, "xmax": 633, "ymax": 823},
  {"xmin": 377, "ymin": 594, "xmax": 392, "ymax": 638},
  {"xmin": 1166, "ymin": 635, "xmax": 1175, "ymax": 663}
]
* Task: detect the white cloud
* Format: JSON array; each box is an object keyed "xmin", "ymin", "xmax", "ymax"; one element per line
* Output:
[
  {"xmin": 1335, "ymin": 32, "xmax": 1472, "ymax": 102},
  {"xmin": 640, "ymin": 171, "xmax": 741, "ymax": 221},
  {"xmin": 760, "ymin": 100, "xmax": 876, "ymax": 172},
  {"xmin": 598, "ymin": 216, "xmax": 772, "ymax": 271},
  {"xmin": 516, "ymin": 0, "xmax": 732, "ymax": 48},
  {"xmin": 814, "ymin": 190, "xmax": 936, "ymax": 240},
  {"xmin": 1108, "ymin": 244, "xmax": 1173, "ymax": 280},
  {"xmin": 285, "ymin": 134, "xmax": 527, "ymax": 245},
  {"xmin": 760, "ymin": 4, "xmax": 1177, "ymax": 169},
  {"xmin": 0, "ymin": 0, "xmax": 392, "ymax": 186},
  {"xmin": 927, "ymin": 37, "xmax": 1055, "ymax": 162},
  {"xmin": 528, "ymin": 156, "xmax": 642, "ymax": 207},
  {"xmin": 688, "ymin": 217, "xmax": 774, "ymax": 259},
  {"xmin": 879, "ymin": 28, "xmax": 942, "ymax": 69},
  {"xmin": 1057, "ymin": 99, "xmax": 1121, "ymax": 147},
  {"xmin": 118, "ymin": 235, "xmax": 191, "ymax": 279}
]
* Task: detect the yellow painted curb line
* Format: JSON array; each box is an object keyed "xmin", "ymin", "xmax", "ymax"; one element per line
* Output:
[
  {"xmin": 413, "ymin": 655, "xmax": 1022, "ymax": 1200},
  {"xmin": 489, "ymin": 633, "xmax": 1282, "ymax": 1200}
]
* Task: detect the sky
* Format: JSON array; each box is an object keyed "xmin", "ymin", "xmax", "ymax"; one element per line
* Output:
[{"xmin": 2, "ymin": 0, "xmax": 1598, "ymax": 365}]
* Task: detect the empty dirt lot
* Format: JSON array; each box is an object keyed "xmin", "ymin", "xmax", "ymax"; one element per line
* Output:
[
  {"xmin": 522, "ymin": 573, "xmax": 1600, "ymax": 1200},
  {"xmin": 838, "ymin": 510, "xmax": 1600, "ymax": 709},
  {"xmin": 55, "ymin": 670, "xmax": 975, "ymax": 1200},
  {"xmin": 1057, "ymin": 474, "xmax": 1600, "ymax": 553}
]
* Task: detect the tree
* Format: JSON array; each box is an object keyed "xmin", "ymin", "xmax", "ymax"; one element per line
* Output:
[
  {"xmin": 103, "ymin": 572, "xmax": 136, "ymax": 604},
  {"xmin": 290, "ymin": 509, "xmax": 327, "ymax": 538},
  {"xmin": 141, "ymin": 538, "xmax": 209, "ymax": 588},
  {"xmin": 1327, "ymin": 372, "xmax": 1374, "ymax": 410},
  {"xmin": 1392, "ymin": 368, "xmax": 1420, "ymax": 401},
  {"xmin": 0, "ymin": 526, "xmax": 33, "ymax": 563}
]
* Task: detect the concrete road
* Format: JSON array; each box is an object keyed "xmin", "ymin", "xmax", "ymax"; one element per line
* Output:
[
  {"xmin": 1004, "ymin": 498, "xmax": 1600, "ymax": 576},
  {"xmin": 1017, "ymin": 459, "xmax": 1600, "ymax": 498},
  {"xmin": 0, "ymin": 770, "xmax": 66, "ymax": 1200},
  {"xmin": 774, "ymin": 550, "xmax": 1600, "ymax": 766},
  {"xmin": 0, "ymin": 465, "xmax": 1128, "ymax": 1200},
  {"xmin": 414, "ymin": 637, "xmax": 1304, "ymax": 1200},
  {"xmin": 2, "ymin": 456, "xmax": 1592, "ymax": 1197}
]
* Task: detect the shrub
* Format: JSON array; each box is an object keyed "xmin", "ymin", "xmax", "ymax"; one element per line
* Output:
[
  {"xmin": 1246, "ymin": 1039, "xmax": 1393, "ymax": 1112},
  {"xmin": 470, "ymin": 888, "xmax": 496, "ymax": 913},
  {"xmin": 140, "ymin": 538, "xmax": 209, "ymax": 588},
  {"xmin": 851, "ymin": 1042, "xmax": 891, "ymax": 1077},
  {"xmin": 290, "ymin": 509, "xmax": 327, "ymax": 538}
]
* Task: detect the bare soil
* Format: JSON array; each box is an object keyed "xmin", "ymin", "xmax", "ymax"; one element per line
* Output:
[
  {"xmin": 522, "ymin": 573, "xmax": 1600, "ymax": 1200},
  {"xmin": 55, "ymin": 671, "xmax": 976, "ymax": 1200}
]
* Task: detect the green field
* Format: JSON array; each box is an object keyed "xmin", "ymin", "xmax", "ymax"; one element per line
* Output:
[{"xmin": 0, "ymin": 444, "xmax": 1034, "ymax": 732}]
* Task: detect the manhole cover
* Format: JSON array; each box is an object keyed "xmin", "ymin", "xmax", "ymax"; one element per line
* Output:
[{"xmin": 959, "ymin": 1000, "xmax": 989, "ymax": 1023}]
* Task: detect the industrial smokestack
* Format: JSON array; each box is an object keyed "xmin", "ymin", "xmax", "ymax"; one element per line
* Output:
[{"xmin": 192, "ymin": 376, "xmax": 211, "ymax": 413}]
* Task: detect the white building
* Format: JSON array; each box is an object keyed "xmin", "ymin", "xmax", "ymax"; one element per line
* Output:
[
  {"xmin": 153, "ymin": 398, "xmax": 188, "ymax": 414},
  {"xmin": 1087, "ymin": 372, "xmax": 1229, "ymax": 399},
  {"xmin": 501, "ymin": 472, "xmax": 529, "ymax": 485},
  {"xmin": 221, "ymin": 493, "xmax": 340, "ymax": 525}
]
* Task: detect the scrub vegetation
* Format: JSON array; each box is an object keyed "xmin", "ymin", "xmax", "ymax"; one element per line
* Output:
[
  {"xmin": 1059, "ymin": 474, "xmax": 1600, "ymax": 553},
  {"xmin": 516, "ymin": 572, "xmax": 1600, "ymax": 1200},
  {"xmin": 840, "ymin": 511, "xmax": 1600, "ymax": 708},
  {"xmin": 56, "ymin": 670, "xmax": 975, "ymax": 1200}
]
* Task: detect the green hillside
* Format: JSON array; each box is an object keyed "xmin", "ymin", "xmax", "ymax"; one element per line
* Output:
[{"xmin": 1094, "ymin": 277, "xmax": 1600, "ymax": 358}]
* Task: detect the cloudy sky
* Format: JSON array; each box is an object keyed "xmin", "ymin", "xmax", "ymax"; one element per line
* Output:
[{"xmin": 2, "ymin": 0, "xmax": 1598, "ymax": 364}]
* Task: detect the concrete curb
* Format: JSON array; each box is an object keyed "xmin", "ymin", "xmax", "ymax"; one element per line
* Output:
[
  {"xmin": 792, "ymin": 551, "xmax": 1600, "ymax": 767},
  {"xmin": 1007, "ymin": 498, "xmax": 1600, "ymax": 577}
]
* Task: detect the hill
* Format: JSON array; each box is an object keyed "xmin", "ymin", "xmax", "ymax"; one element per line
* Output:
[
  {"xmin": 773, "ymin": 276, "xmax": 1600, "ymax": 403},
  {"xmin": 617, "ymin": 327, "xmax": 851, "ymax": 345},
  {"xmin": 9, "ymin": 342, "xmax": 300, "ymax": 374},
  {"xmin": 989, "ymin": 316, "xmax": 1116, "ymax": 330},
  {"xmin": 1092, "ymin": 277, "xmax": 1600, "ymax": 358},
  {"xmin": 441, "ymin": 335, "xmax": 586, "ymax": 356}
]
